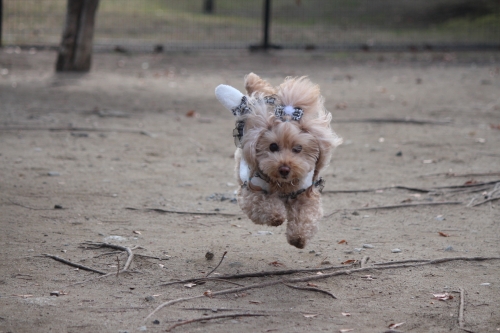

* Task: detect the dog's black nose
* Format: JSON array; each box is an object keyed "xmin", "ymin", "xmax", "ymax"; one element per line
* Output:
[{"xmin": 279, "ymin": 166, "xmax": 290, "ymax": 177}]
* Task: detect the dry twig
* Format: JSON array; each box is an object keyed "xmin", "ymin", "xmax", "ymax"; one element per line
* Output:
[
  {"xmin": 334, "ymin": 117, "xmax": 451, "ymax": 125},
  {"xmin": 360, "ymin": 256, "xmax": 370, "ymax": 268},
  {"xmin": 43, "ymin": 254, "xmax": 106, "ymax": 275},
  {"xmin": 347, "ymin": 201, "xmax": 462, "ymax": 211},
  {"xmin": 82, "ymin": 242, "xmax": 134, "ymax": 273},
  {"xmin": 457, "ymin": 288, "xmax": 465, "ymax": 329},
  {"xmin": 206, "ymin": 251, "xmax": 227, "ymax": 277},
  {"xmin": 165, "ymin": 313, "xmax": 268, "ymax": 332},
  {"xmin": 125, "ymin": 207, "xmax": 238, "ymax": 217},
  {"xmin": 283, "ymin": 283, "xmax": 337, "ymax": 299}
]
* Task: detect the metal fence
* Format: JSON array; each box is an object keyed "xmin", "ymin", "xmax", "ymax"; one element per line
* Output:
[{"xmin": 2, "ymin": 0, "xmax": 500, "ymax": 51}]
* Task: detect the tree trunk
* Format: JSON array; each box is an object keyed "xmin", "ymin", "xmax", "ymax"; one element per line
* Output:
[{"xmin": 56, "ymin": 0, "xmax": 99, "ymax": 72}]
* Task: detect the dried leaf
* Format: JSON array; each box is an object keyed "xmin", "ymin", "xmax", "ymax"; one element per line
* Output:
[
  {"xmin": 184, "ymin": 283, "xmax": 196, "ymax": 288},
  {"xmin": 341, "ymin": 312, "xmax": 351, "ymax": 316},
  {"xmin": 268, "ymin": 261, "xmax": 285, "ymax": 267},
  {"xmin": 464, "ymin": 180, "xmax": 477, "ymax": 185},
  {"xmin": 133, "ymin": 230, "xmax": 141, "ymax": 235},
  {"xmin": 388, "ymin": 322, "xmax": 405, "ymax": 329},
  {"xmin": 340, "ymin": 329, "xmax": 354, "ymax": 333},
  {"xmin": 316, "ymin": 272, "xmax": 324, "ymax": 275},
  {"xmin": 307, "ymin": 282, "xmax": 318, "ymax": 287},
  {"xmin": 249, "ymin": 300, "xmax": 262, "ymax": 304},
  {"xmin": 338, "ymin": 240, "xmax": 348, "ymax": 245},
  {"xmin": 303, "ymin": 314, "xmax": 319, "ymax": 318},
  {"xmin": 401, "ymin": 198, "xmax": 412, "ymax": 203},
  {"xmin": 438, "ymin": 231, "xmax": 450, "ymax": 237},
  {"xmin": 203, "ymin": 290, "xmax": 213, "ymax": 298},
  {"xmin": 433, "ymin": 292, "xmax": 453, "ymax": 301},
  {"xmin": 490, "ymin": 123, "xmax": 500, "ymax": 130},
  {"xmin": 186, "ymin": 110, "xmax": 197, "ymax": 117},
  {"xmin": 341, "ymin": 259, "xmax": 357, "ymax": 265}
]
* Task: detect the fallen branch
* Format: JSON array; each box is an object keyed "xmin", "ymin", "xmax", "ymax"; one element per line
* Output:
[
  {"xmin": 43, "ymin": 254, "xmax": 106, "ymax": 275},
  {"xmin": 159, "ymin": 264, "xmax": 352, "ymax": 287},
  {"xmin": 324, "ymin": 180, "xmax": 500, "ymax": 195},
  {"xmin": 334, "ymin": 118, "xmax": 451, "ymax": 125},
  {"xmin": 165, "ymin": 313, "xmax": 268, "ymax": 332},
  {"xmin": 63, "ymin": 242, "xmax": 138, "ymax": 286},
  {"xmin": 146, "ymin": 256, "xmax": 500, "ymax": 321},
  {"xmin": 421, "ymin": 171, "xmax": 500, "ymax": 178},
  {"xmin": 346, "ymin": 201, "xmax": 462, "ymax": 211},
  {"xmin": 283, "ymin": 283, "xmax": 337, "ymax": 299},
  {"xmin": 81, "ymin": 242, "xmax": 134, "ymax": 273},
  {"xmin": 125, "ymin": 207, "xmax": 238, "ymax": 217},
  {"xmin": 471, "ymin": 196, "xmax": 500, "ymax": 207},
  {"xmin": 0, "ymin": 125, "xmax": 147, "ymax": 134},
  {"xmin": 323, "ymin": 185, "xmax": 430, "ymax": 194}
]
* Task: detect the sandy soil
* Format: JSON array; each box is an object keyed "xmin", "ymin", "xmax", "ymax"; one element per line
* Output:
[{"xmin": 0, "ymin": 49, "xmax": 499, "ymax": 333}]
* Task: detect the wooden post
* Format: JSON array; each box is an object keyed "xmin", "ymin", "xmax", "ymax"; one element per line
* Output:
[
  {"xmin": 203, "ymin": 0, "xmax": 214, "ymax": 14},
  {"xmin": 56, "ymin": 0, "xmax": 99, "ymax": 72},
  {"xmin": 262, "ymin": 0, "xmax": 271, "ymax": 49},
  {"xmin": 0, "ymin": 0, "xmax": 3, "ymax": 47}
]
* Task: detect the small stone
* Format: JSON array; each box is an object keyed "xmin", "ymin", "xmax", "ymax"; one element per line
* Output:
[
  {"xmin": 354, "ymin": 248, "xmax": 363, "ymax": 252},
  {"xmin": 47, "ymin": 171, "xmax": 60, "ymax": 177},
  {"xmin": 309, "ymin": 250, "xmax": 315, "ymax": 253},
  {"xmin": 344, "ymin": 250, "xmax": 353, "ymax": 254},
  {"xmin": 352, "ymin": 211, "xmax": 359, "ymax": 216},
  {"xmin": 255, "ymin": 231, "xmax": 273, "ymax": 235},
  {"xmin": 362, "ymin": 244, "xmax": 374, "ymax": 249},
  {"xmin": 145, "ymin": 296, "xmax": 155, "ymax": 302},
  {"xmin": 396, "ymin": 151, "xmax": 402, "ymax": 157},
  {"xmin": 480, "ymin": 283, "xmax": 491, "ymax": 286},
  {"xmin": 50, "ymin": 291, "xmax": 60, "ymax": 297},
  {"xmin": 54, "ymin": 204, "xmax": 63, "ymax": 209},
  {"xmin": 152, "ymin": 320, "xmax": 160, "ymax": 325},
  {"xmin": 391, "ymin": 248, "xmax": 402, "ymax": 253},
  {"xmin": 138, "ymin": 326, "xmax": 147, "ymax": 331},
  {"xmin": 104, "ymin": 235, "xmax": 127, "ymax": 242},
  {"xmin": 444, "ymin": 246, "xmax": 454, "ymax": 252},
  {"xmin": 205, "ymin": 251, "xmax": 214, "ymax": 260},
  {"xmin": 321, "ymin": 260, "xmax": 331, "ymax": 265}
]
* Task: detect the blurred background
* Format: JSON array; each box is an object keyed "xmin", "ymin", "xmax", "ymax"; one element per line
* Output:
[{"xmin": 2, "ymin": 0, "xmax": 500, "ymax": 52}]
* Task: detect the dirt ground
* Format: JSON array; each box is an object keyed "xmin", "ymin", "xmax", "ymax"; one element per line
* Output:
[{"xmin": 0, "ymin": 49, "xmax": 499, "ymax": 333}]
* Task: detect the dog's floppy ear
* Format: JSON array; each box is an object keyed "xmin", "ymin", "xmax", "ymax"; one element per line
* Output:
[
  {"xmin": 215, "ymin": 84, "xmax": 246, "ymax": 116},
  {"xmin": 245, "ymin": 73, "xmax": 276, "ymax": 96},
  {"xmin": 305, "ymin": 113, "xmax": 343, "ymax": 179}
]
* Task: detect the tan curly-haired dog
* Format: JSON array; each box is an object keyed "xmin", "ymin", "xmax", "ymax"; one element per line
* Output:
[{"xmin": 215, "ymin": 73, "xmax": 342, "ymax": 248}]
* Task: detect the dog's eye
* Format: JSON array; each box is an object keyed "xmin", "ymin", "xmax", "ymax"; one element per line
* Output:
[
  {"xmin": 292, "ymin": 145, "xmax": 302, "ymax": 153},
  {"xmin": 269, "ymin": 143, "xmax": 279, "ymax": 152}
]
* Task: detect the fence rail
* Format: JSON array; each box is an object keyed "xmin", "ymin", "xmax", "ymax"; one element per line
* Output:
[{"xmin": 2, "ymin": 0, "xmax": 500, "ymax": 52}]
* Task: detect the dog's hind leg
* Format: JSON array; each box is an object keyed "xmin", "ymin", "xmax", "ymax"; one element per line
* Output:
[{"xmin": 237, "ymin": 187, "xmax": 286, "ymax": 227}]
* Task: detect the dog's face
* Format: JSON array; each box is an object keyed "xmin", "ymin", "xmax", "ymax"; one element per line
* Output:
[{"xmin": 255, "ymin": 121, "xmax": 319, "ymax": 184}]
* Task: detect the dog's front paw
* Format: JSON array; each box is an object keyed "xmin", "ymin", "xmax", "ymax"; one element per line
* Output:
[
  {"xmin": 287, "ymin": 236, "xmax": 307, "ymax": 249},
  {"xmin": 267, "ymin": 213, "xmax": 285, "ymax": 227}
]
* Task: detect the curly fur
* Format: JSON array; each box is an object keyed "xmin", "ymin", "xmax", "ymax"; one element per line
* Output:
[{"xmin": 233, "ymin": 73, "xmax": 342, "ymax": 248}]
